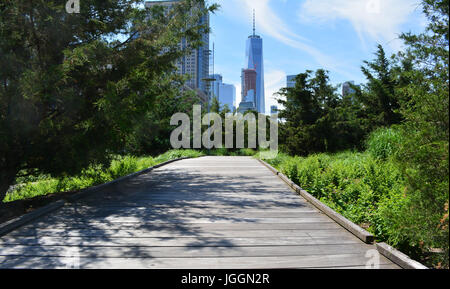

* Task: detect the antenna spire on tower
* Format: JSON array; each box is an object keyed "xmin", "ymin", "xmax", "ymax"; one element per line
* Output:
[{"xmin": 253, "ymin": 9, "xmax": 256, "ymax": 36}]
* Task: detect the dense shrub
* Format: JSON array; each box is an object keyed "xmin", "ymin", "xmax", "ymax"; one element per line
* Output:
[
  {"xmin": 366, "ymin": 127, "xmax": 404, "ymax": 160},
  {"xmin": 261, "ymin": 151, "xmax": 443, "ymax": 266}
]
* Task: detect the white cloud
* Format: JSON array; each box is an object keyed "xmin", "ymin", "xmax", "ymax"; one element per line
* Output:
[
  {"xmin": 299, "ymin": 0, "xmax": 421, "ymax": 50},
  {"xmin": 234, "ymin": 82, "xmax": 242, "ymax": 104},
  {"xmin": 220, "ymin": 0, "xmax": 341, "ymax": 71},
  {"xmin": 265, "ymin": 69, "xmax": 286, "ymax": 113}
]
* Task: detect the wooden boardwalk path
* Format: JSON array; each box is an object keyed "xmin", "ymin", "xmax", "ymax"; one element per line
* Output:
[{"xmin": 0, "ymin": 157, "xmax": 399, "ymax": 268}]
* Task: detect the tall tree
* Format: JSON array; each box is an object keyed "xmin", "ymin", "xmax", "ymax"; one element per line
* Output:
[
  {"xmin": 0, "ymin": 0, "xmax": 217, "ymax": 203},
  {"xmin": 359, "ymin": 45, "xmax": 404, "ymax": 128},
  {"xmin": 277, "ymin": 70, "xmax": 351, "ymax": 155},
  {"xmin": 389, "ymin": 0, "xmax": 449, "ymax": 267}
]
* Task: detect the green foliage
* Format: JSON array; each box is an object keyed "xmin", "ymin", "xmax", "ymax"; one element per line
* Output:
[
  {"xmin": 366, "ymin": 127, "xmax": 404, "ymax": 160},
  {"xmin": 4, "ymin": 149, "xmax": 204, "ymax": 203},
  {"xmin": 203, "ymin": 148, "xmax": 257, "ymax": 157},
  {"xmin": 261, "ymin": 151, "xmax": 426, "ymax": 262},
  {"xmin": 273, "ymin": 0, "xmax": 448, "ymax": 267},
  {"xmin": 359, "ymin": 45, "xmax": 407, "ymax": 128},
  {"xmin": 0, "ymin": 0, "xmax": 217, "ymax": 203},
  {"xmin": 109, "ymin": 156, "xmax": 140, "ymax": 180},
  {"xmin": 277, "ymin": 70, "xmax": 362, "ymax": 155},
  {"xmin": 390, "ymin": 0, "xmax": 449, "ymax": 268}
]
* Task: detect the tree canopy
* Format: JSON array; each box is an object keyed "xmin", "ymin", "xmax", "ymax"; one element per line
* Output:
[{"xmin": 0, "ymin": 0, "xmax": 217, "ymax": 202}]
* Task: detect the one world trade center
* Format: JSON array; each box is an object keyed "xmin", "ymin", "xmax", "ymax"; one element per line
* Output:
[{"xmin": 245, "ymin": 11, "xmax": 265, "ymax": 114}]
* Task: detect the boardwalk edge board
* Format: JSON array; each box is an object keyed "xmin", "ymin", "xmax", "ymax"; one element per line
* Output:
[
  {"xmin": 67, "ymin": 157, "xmax": 193, "ymax": 202},
  {"xmin": 257, "ymin": 159, "xmax": 374, "ymax": 244},
  {"xmin": 376, "ymin": 243, "xmax": 428, "ymax": 269},
  {"xmin": 257, "ymin": 158, "xmax": 429, "ymax": 269},
  {"xmin": 0, "ymin": 157, "xmax": 192, "ymax": 238},
  {"xmin": 0, "ymin": 200, "xmax": 66, "ymax": 237}
]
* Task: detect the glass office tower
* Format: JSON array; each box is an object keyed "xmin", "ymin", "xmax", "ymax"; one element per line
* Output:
[{"xmin": 245, "ymin": 25, "xmax": 265, "ymax": 114}]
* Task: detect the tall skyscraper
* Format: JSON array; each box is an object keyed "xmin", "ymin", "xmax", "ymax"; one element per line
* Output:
[
  {"xmin": 211, "ymin": 74, "xmax": 223, "ymax": 100},
  {"xmin": 244, "ymin": 10, "xmax": 265, "ymax": 114},
  {"xmin": 219, "ymin": 83, "xmax": 236, "ymax": 111},
  {"xmin": 210, "ymin": 74, "xmax": 236, "ymax": 111},
  {"xmin": 145, "ymin": 1, "xmax": 210, "ymax": 94}
]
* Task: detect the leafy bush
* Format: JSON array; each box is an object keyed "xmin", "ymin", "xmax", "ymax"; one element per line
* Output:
[
  {"xmin": 366, "ymin": 127, "xmax": 403, "ymax": 160},
  {"xmin": 261, "ymin": 151, "xmax": 441, "ymax": 265},
  {"xmin": 109, "ymin": 156, "xmax": 139, "ymax": 180}
]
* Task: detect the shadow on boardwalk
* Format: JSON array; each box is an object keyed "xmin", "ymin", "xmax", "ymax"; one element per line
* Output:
[{"xmin": 0, "ymin": 157, "xmax": 396, "ymax": 269}]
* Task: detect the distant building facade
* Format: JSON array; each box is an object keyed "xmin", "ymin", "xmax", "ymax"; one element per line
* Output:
[
  {"xmin": 220, "ymin": 83, "xmax": 236, "ymax": 111},
  {"xmin": 241, "ymin": 69, "xmax": 257, "ymax": 104},
  {"xmin": 238, "ymin": 101, "xmax": 257, "ymax": 114},
  {"xmin": 287, "ymin": 75, "xmax": 296, "ymax": 88},
  {"xmin": 211, "ymin": 74, "xmax": 223, "ymax": 100},
  {"xmin": 238, "ymin": 11, "xmax": 265, "ymax": 114},
  {"xmin": 245, "ymin": 35, "xmax": 265, "ymax": 113},
  {"xmin": 145, "ymin": 1, "xmax": 210, "ymax": 94},
  {"xmin": 342, "ymin": 81, "xmax": 359, "ymax": 97},
  {"xmin": 210, "ymin": 74, "xmax": 236, "ymax": 111}
]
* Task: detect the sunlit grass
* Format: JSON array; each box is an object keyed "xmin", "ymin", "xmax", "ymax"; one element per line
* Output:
[{"xmin": 4, "ymin": 149, "xmax": 204, "ymax": 203}]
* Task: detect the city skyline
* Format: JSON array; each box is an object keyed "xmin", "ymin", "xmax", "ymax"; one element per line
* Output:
[{"xmin": 210, "ymin": 0, "xmax": 426, "ymax": 113}]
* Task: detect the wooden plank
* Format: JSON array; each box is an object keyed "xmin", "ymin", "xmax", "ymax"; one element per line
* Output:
[
  {"xmin": 105, "ymin": 194, "xmax": 304, "ymax": 201},
  {"xmin": 23, "ymin": 222, "xmax": 341, "ymax": 231},
  {"xmin": 376, "ymin": 243, "xmax": 428, "ymax": 269},
  {"xmin": 8, "ymin": 228, "xmax": 351, "ymax": 238},
  {"xmin": 0, "ymin": 236, "xmax": 362, "ymax": 247},
  {"xmin": 0, "ymin": 254, "xmax": 396, "ymax": 269},
  {"xmin": 56, "ymin": 206, "xmax": 318, "ymax": 215},
  {"xmin": 0, "ymin": 200, "xmax": 66, "ymax": 237},
  {"xmin": 0, "ymin": 244, "xmax": 375, "ymax": 258},
  {"xmin": 67, "ymin": 157, "xmax": 190, "ymax": 202},
  {"xmin": 48, "ymin": 209, "xmax": 323, "ymax": 220},
  {"xmin": 37, "ymin": 216, "xmax": 333, "ymax": 224}
]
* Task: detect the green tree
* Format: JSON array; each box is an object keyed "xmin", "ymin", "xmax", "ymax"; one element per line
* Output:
[
  {"xmin": 277, "ymin": 69, "xmax": 362, "ymax": 155},
  {"xmin": 210, "ymin": 96, "xmax": 221, "ymax": 113},
  {"xmin": 0, "ymin": 0, "xmax": 217, "ymax": 204},
  {"xmin": 359, "ymin": 45, "xmax": 405, "ymax": 128},
  {"xmin": 387, "ymin": 0, "xmax": 449, "ymax": 267}
]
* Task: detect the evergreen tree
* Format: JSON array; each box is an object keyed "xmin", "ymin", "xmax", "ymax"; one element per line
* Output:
[
  {"xmin": 359, "ymin": 45, "xmax": 403, "ymax": 128},
  {"xmin": 0, "ymin": 0, "xmax": 217, "ymax": 203}
]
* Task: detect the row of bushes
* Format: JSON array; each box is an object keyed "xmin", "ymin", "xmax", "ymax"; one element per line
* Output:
[
  {"xmin": 260, "ymin": 127, "xmax": 447, "ymax": 267},
  {"xmin": 4, "ymin": 150, "xmax": 204, "ymax": 203}
]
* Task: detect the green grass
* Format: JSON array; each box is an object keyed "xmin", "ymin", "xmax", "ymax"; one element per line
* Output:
[{"xmin": 4, "ymin": 149, "xmax": 204, "ymax": 203}]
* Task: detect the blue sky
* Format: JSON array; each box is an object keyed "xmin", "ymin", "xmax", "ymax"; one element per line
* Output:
[{"xmin": 209, "ymin": 0, "xmax": 426, "ymax": 112}]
